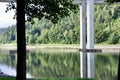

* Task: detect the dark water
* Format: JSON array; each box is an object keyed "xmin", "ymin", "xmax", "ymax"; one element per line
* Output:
[{"xmin": 0, "ymin": 49, "xmax": 119, "ymax": 80}]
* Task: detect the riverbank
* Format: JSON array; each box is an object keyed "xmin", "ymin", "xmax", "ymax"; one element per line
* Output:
[{"xmin": 0, "ymin": 44, "xmax": 120, "ymax": 53}]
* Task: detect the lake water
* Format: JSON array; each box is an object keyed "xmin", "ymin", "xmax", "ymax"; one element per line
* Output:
[{"xmin": 0, "ymin": 49, "xmax": 119, "ymax": 80}]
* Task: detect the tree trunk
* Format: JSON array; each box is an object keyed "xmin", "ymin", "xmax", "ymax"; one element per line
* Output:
[{"xmin": 16, "ymin": 0, "xmax": 26, "ymax": 80}]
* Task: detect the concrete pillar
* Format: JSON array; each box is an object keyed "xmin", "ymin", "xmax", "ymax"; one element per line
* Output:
[
  {"xmin": 87, "ymin": 0, "xmax": 94, "ymax": 78},
  {"xmin": 80, "ymin": 3, "xmax": 87, "ymax": 78}
]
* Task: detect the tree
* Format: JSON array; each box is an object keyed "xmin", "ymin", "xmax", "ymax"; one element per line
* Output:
[
  {"xmin": 7, "ymin": 0, "xmax": 120, "ymax": 79},
  {"xmin": 7, "ymin": 0, "xmax": 78, "ymax": 80},
  {"xmin": 7, "ymin": 0, "xmax": 78, "ymax": 23},
  {"xmin": 16, "ymin": 0, "xmax": 26, "ymax": 80}
]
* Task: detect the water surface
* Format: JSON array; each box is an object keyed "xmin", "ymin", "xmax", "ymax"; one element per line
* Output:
[{"xmin": 0, "ymin": 49, "xmax": 119, "ymax": 80}]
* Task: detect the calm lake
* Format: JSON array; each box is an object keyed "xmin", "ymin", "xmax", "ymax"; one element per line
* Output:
[{"xmin": 0, "ymin": 49, "xmax": 119, "ymax": 80}]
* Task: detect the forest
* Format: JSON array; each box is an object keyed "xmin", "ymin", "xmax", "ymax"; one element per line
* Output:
[{"xmin": 0, "ymin": 3, "xmax": 120, "ymax": 45}]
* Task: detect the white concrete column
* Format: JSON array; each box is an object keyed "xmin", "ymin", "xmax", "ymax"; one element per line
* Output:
[
  {"xmin": 87, "ymin": 0, "xmax": 94, "ymax": 78},
  {"xmin": 80, "ymin": 3, "xmax": 87, "ymax": 78}
]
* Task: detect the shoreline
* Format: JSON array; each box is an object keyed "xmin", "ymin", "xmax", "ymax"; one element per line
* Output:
[{"xmin": 0, "ymin": 44, "xmax": 120, "ymax": 53}]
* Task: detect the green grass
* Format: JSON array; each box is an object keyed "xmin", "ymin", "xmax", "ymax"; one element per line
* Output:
[{"xmin": 0, "ymin": 77, "xmax": 95, "ymax": 80}]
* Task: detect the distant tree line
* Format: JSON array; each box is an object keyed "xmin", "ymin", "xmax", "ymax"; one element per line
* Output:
[{"xmin": 0, "ymin": 4, "xmax": 120, "ymax": 45}]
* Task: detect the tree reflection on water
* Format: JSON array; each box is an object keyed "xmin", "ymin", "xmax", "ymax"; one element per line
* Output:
[
  {"xmin": 0, "ymin": 49, "xmax": 119, "ymax": 80},
  {"xmin": 0, "ymin": 49, "xmax": 80, "ymax": 78}
]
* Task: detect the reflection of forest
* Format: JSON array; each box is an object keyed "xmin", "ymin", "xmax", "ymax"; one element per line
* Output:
[
  {"xmin": 26, "ymin": 51, "xmax": 80, "ymax": 78},
  {"xmin": 0, "ymin": 50, "xmax": 119, "ymax": 80}
]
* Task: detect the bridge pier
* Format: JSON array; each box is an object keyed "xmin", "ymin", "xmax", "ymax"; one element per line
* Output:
[
  {"xmin": 74, "ymin": 0, "xmax": 104, "ymax": 78},
  {"xmin": 87, "ymin": 0, "xmax": 94, "ymax": 78},
  {"xmin": 80, "ymin": 3, "xmax": 87, "ymax": 78}
]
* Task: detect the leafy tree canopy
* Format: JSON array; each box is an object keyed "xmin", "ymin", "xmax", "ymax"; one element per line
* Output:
[
  {"xmin": 6, "ymin": 0, "xmax": 120, "ymax": 23},
  {"xmin": 105, "ymin": 0, "xmax": 120, "ymax": 3},
  {"xmin": 6, "ymin": 0, "xmax": 78, "ymax": 23}
]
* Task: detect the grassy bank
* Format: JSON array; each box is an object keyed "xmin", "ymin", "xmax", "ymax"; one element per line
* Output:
[
  {"xmin": 0, "ymin": 44, "xmax": 79, "ymax": 50},
  {"xmin": 1, "ymin": 43, "xmax": 120, "ymax": 48},
  {"xmin": 0, "ymin": 43, "xmax": 120, "ymax": 52}
]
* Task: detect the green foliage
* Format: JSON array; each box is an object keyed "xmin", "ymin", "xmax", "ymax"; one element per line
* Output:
[
  {"xmin": 108, "ymin": 32, "xmax": 120, "ymax": 44},
  {"xmin": 6, "ymin": 0, "xmax": 78, "ymax": 23},
  {"xmin": 0, "ymin": 25, "xmax": 16, "ymax": 44},
  {"xmin": 0, "ymin": 12, "xmax": 80, "ymax": 44},
  {"xmin": 0, "ymin": 77, "xmax": 95, "ymax": 80},
  {"xmin": 1, "ymin": 4, "xmax": 120, "ymax": 44},
  {"xmin": 0, "ymin": 77, "xmax": 15, "ymax": 80},
  {"xmin": 94, "ymin": 4, "xmax": 120, "ymax": 44}
]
